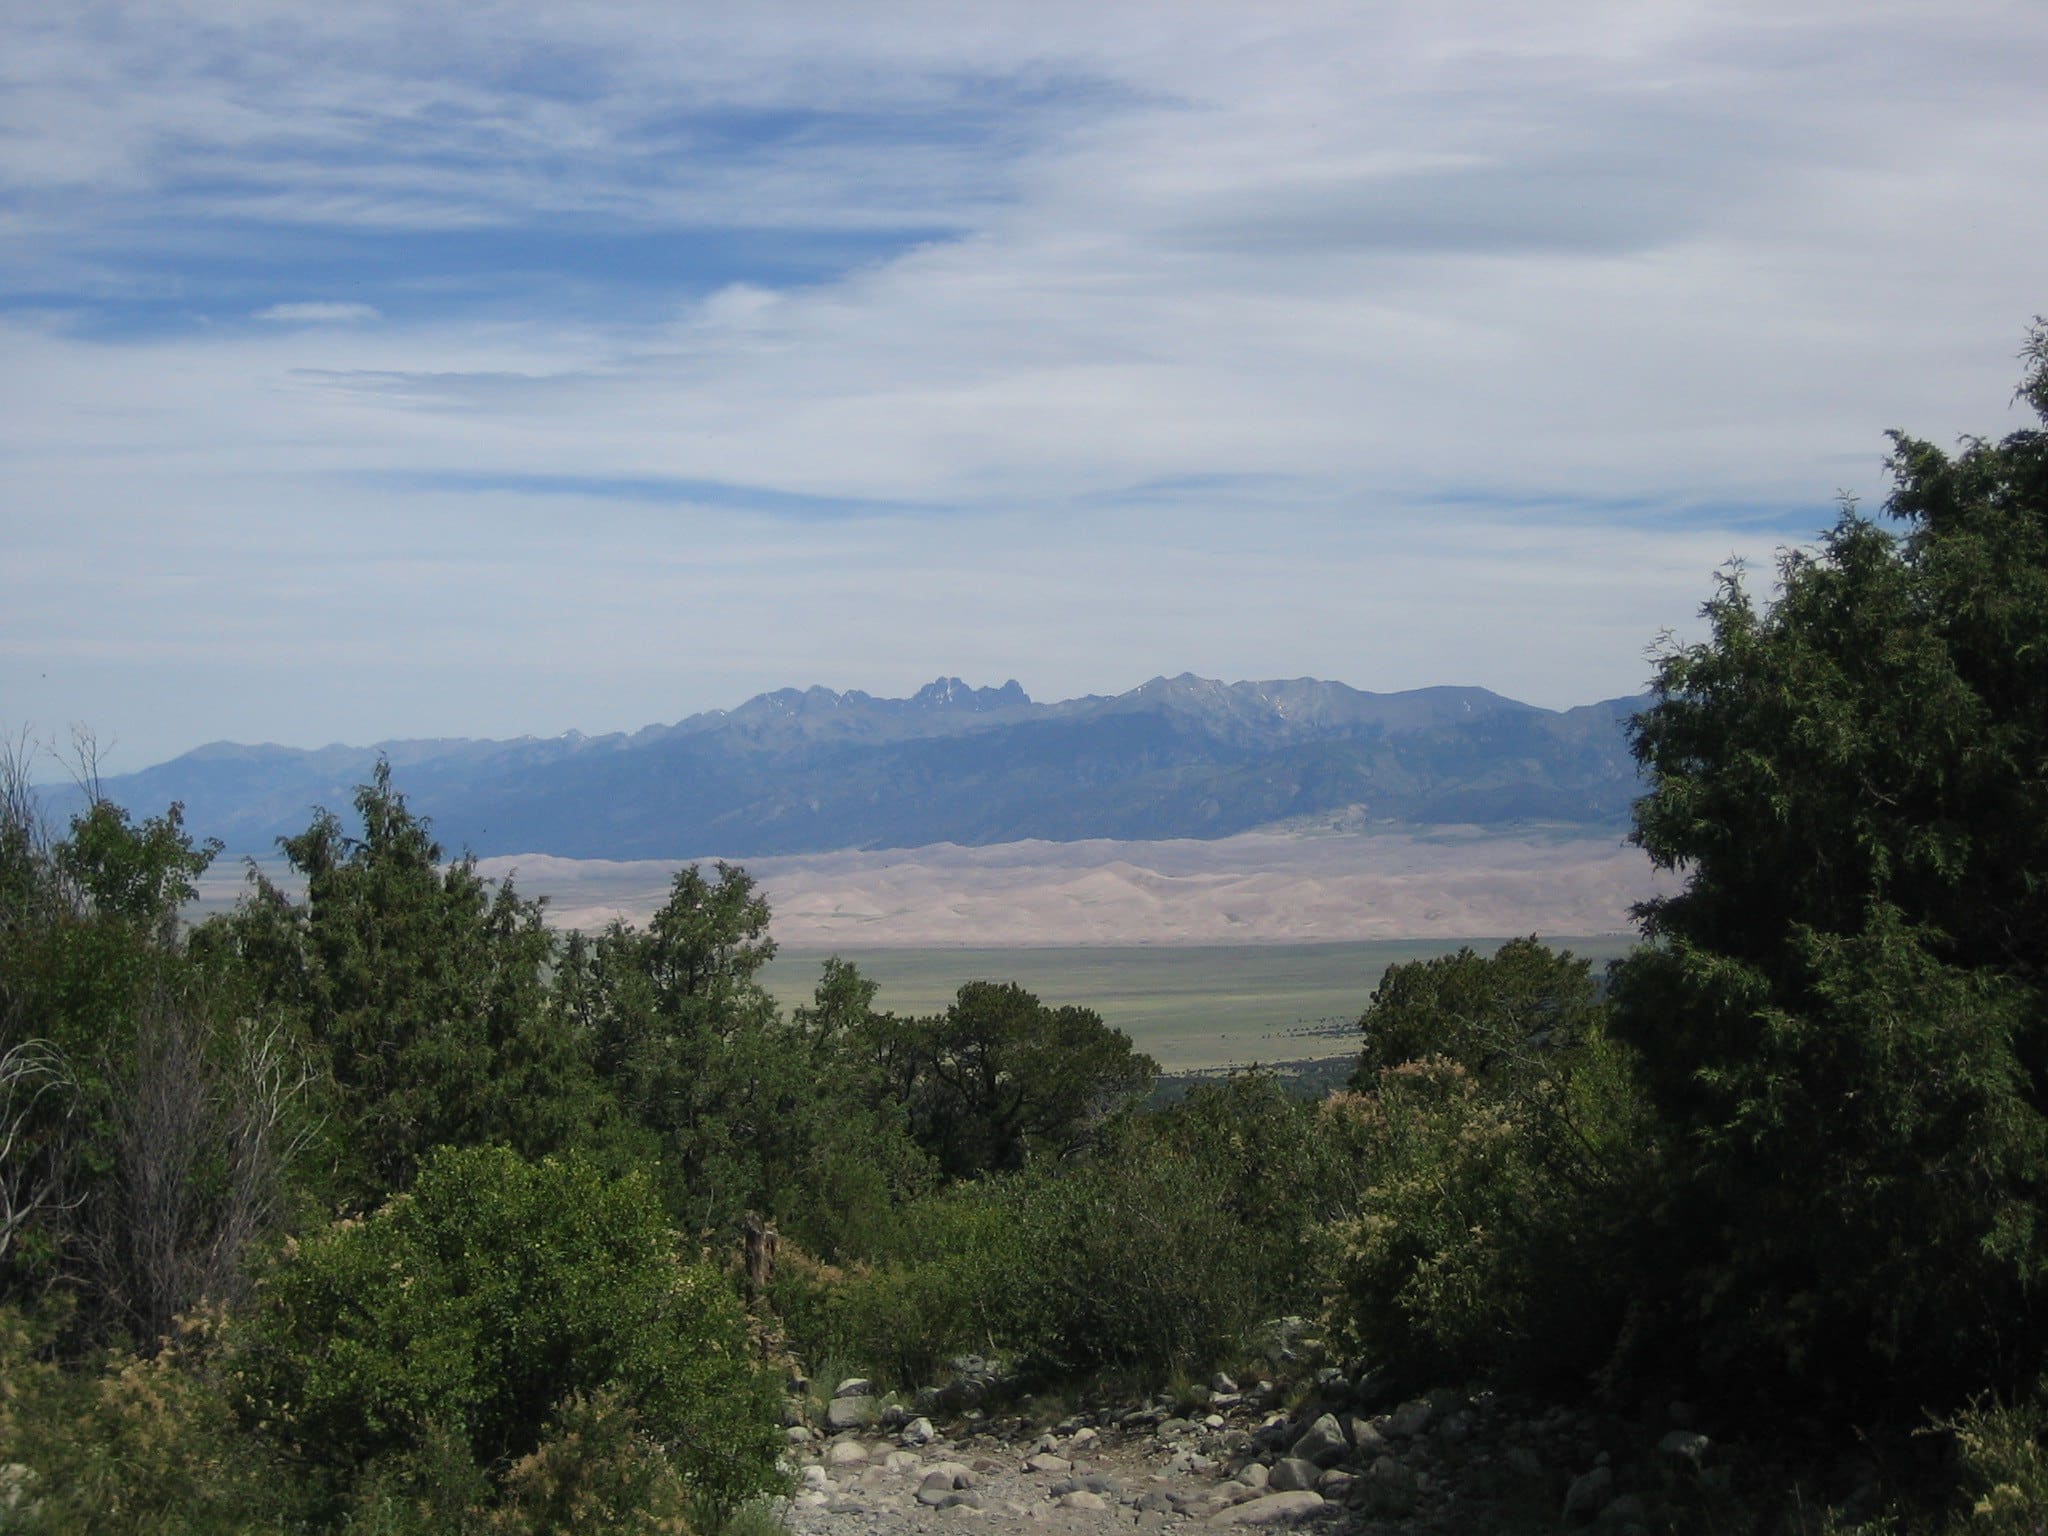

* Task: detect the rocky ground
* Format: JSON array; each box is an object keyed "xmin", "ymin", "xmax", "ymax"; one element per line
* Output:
[{"xmin": 774, "ymin": 1360, "xmax": 1767, "ymax": 1536}]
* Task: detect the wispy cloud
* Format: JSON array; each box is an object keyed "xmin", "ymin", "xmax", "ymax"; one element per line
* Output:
[
  {"xmin": 2, "ymin": 1, "xmax": 2045, "ymax": 769},
  {"xmin": 255, "ymin": 301, "xmax": 380, "ymax": 323}
]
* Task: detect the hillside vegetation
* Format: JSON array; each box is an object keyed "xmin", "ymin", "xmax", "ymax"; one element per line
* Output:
[{"xmin": 2, "ymin": 326, "xmax": 2047, "ymax": 1533}]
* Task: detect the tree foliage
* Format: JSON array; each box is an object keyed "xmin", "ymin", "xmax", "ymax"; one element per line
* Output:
[
  {"xmin": 1614, "ymin": 321, "xmax": 2048, "ymax": 1408},
  {"xmin": 882, "ymin": 981, "xmax": 1157, "ymax": 1178},
  {"xmin": 199, "ymin": 762, "xmax": 598, "ymax": 1203}
]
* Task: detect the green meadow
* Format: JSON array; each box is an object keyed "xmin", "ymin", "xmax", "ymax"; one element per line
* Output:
[{"xmin": 762, "ymin": 935, "xmax": 1639, "ymax": 1073}]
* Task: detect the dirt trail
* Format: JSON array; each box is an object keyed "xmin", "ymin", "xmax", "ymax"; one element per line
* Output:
[{"xmin": 782, "ymin": 1413, "xmax": 1348, "ymax": 1536}]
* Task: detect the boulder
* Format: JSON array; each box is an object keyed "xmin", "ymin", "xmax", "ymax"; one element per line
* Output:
[
  {"xmin": 901, "ymin": 1416, "xmax": 935, "ymax": 1446},
  {"xmin": 1057, "ymin": 1490, "xmax": 1109, "ymax": 1511},
  {"xmin": 1024, "ymin": 1453, "xmax": 1071, "ymax": 1474},
  {"xmin": 1657, "ymin": 1430, "xmax": 1711, "ymax": 1467},
  {"xmin": 1267, "ymin": 1458, "xmax": 1321, "ymax": 1493},
  {"xmin": 1599, "ymin": 1493, "xmax": 1649, "ymax": 1525},
  {"xmin": 824, "ymin": 1440, "xmax": 870, "ymax": 1466},
  {"xmin": 1383, "ymin": 1399, "xmax": 1433, "ymax": 1439},
  {"xmin": 827, "ymin": 1395, "xmax": 876, "ymax": 1430},
  {"xmin": 1291, "ymin": 1413, "xmax": 1349, "ymax": 1467},
  {"xmin": 1563, "ymin": 1466, "xmax": 1614, "ymax": 1522},
  {"xmin": 1206, "ymin": 1491, "xmax": 1326, "ymax": 1525},
  {"xmin": 833, "ymin": 1377, "xmax": 876, "ymax": 1399}
]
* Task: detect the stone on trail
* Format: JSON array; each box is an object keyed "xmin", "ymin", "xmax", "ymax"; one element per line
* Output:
[
  {"xmin": 1056, "ymin": 1490, "xmax": 1108, "ymax": 1511},
  {"xmin": 917, "ymin": 1462, "xmax": 977, "ymax": 1505},
  {"xmin": 827, "ymin": 1394, "xmax": 877, "ymax": 1430},
  {"xmin": 1383, "ymin": 1399, "xmax": 1433, "ymax": 1439},
  {"xmin": 1205, "ymin": 1491, "xmax": 1326, "ymax": 1526},
  {"xmin": 1024, "ymin": 1452, "xmax": 1072, "ymax": 1474},
  {"xmin": 825, "ymin": 1439, "xmax": 870, "ymax": 1466},
  {"xmin": 1266, "ymin": 1458, "xmax": 1320, "ymax": 1493},
  {"xmin": 884, "ymin": 1449, "xmax": 922, "ymax": 1474},
  {"xmin": 1233, "ymin": 1464, "xmax": 1270, "ymax": 1490},
  {"xmin": 1290, "ymin": 1413, "xmax": 1349, "ymax": 1467},
  {"xmin": 1657, "ymin": 1430, "xmax": 1711, "ymax": 1467},
  {"xmin": 1564, "ymin": 1466, "xmax": 1614, "ymax": 1522}
]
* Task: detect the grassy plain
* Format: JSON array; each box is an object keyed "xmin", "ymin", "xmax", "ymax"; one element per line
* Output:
[{"xmin": 762, "ymin": 935, "xmax": 1639, "ymax": 1073}]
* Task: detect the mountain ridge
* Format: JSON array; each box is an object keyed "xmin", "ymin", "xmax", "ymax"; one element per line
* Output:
[{"xmin": 64, "ymin": 674, "xmax": 1650, "ymax": 860}]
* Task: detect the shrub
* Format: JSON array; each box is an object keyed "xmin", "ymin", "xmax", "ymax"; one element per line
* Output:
[
  {"xmin": 0, "ymin": 1304, "xmax": 303, "ymax": 1536},
  {"xmin": 1322, "ymin": 1030, "xmax": 1653, "ymax": 1389},
  {"xmin": 239, "ymin": 1144, "xmax": 783, "ymax": 1516}
]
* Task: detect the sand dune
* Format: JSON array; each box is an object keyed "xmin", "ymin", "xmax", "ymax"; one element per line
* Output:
[{"xmin": 470, "ymin": 825, "xmax": 1673, "ymax": 946}]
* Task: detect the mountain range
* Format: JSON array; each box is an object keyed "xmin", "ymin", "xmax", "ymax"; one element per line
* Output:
[{"xmin": 72, "ymin": 675, "xmax": 1650, "ymax": 860}]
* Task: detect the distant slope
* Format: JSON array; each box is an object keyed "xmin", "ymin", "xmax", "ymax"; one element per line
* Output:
[{"xmin": 69, "ymin": 675, "xmax": 1648, "ymax": 859}]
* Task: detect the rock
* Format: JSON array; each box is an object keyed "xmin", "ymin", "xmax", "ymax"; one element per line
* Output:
[
  {"xmin": 1563, "ymin": 1466, "xmax": 1614, "ymax": 1522},
  {"xmin": 1234, "ymin": 1463, "xmax": 1270, "ymax": 1490},
  {"xmin": 885, "ymin": 1450, "xmax": 922, "ymax": 1474},
  {"xmin": 1315, "ymin": 1470, "xmax": 1354, "ymax": 1498},
  {"xmin": 1068, "ymin": 1427, "xmax": 1101, "ymax": 1452},
  {"xmin": 1366, "ymin": 1459, "xmax": 1414, "ymax": 1492},
  {"xmin": 785, "ymin": 1425, "xmax": 815, "ymax": 1446},
  {"xmin": 1057, "ymin": 1490, "xmax": 1109, "ymax": 1511},
  {"xmin": 1291, "ymin": 1413, "xmax": 1349, "ymax": 1467},
  {"xmin": 825, "ymin": 1440, "xmax": 871, "ymax": 1466},
  {"xmin": 938, "ymin": 1491, "xmax": 985, "ymax": 1511},
  {"xmin": 800, "ymin": 1465, "xmax": 832, "ymax": 1492},
  {"xmin": 918, "ymin": 1464, "xmax": 978, "ymax": 1505},
  {"xmin": 795, "ymin": 1489, "xmax": 829, "ymax": 1508},
  {"xmin": 1206, "ymin": 1491, "xmax": 1326, "ymax": 1525},
  {"xmin": 1137, "ymin": 1491, "xmax": 1177, "ymax": 1514},
  {"xmin": 1346, "ymin": 1417, "xmax": 1385, "ymax": 1458},
  {"xmin": 1383, "ymin": 1399, "xmax": 1433, "ymax": 1439},
  {"xmin": 1212, "ymin": 1373, "xmax": 1240, "ymax": 1394},
  {"xmin": 1657, "ymin": 1430, "xmax": 1711, "ymax": 1467},
  {"xmin": 827, "ymin": 1395, "xmax": 876, "ymax": 1430},
  {"xmin": 1157, "ymin": 1417, "xmax": 1195, "ymax": 1437},
  {"xmin": 833, "ymin": 1377, "xmax": 876, "ymax": 1399},
  {"xmin": 901, "ymin": 1416, "xmax": 935, "ymax": 1446},
  {"xmin": 1024, "ymin": 1453, "xmax": 1071, "ymax": 1474},
  {"xmin": 879, "ymin": 1403, "xmax": 910, "ymax": 1430},
  {"xmin": 1599, "ymin": 1493, "xmax": 1648, "ymax": 1525},
  {"xmin": 1267, "ymin": 1458, "xmax": 1321, "ymax": 1493}
]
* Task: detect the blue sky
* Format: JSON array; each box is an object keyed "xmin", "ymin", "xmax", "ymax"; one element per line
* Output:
[{"xmin": 4, "ymin": 1, "xmax": 2046, "ymax": 771}]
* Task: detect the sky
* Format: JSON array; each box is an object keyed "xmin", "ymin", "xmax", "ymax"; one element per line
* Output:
[{"xmin": 4, "ymin": 1, "xmax": 2046, "ymax": 772}]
